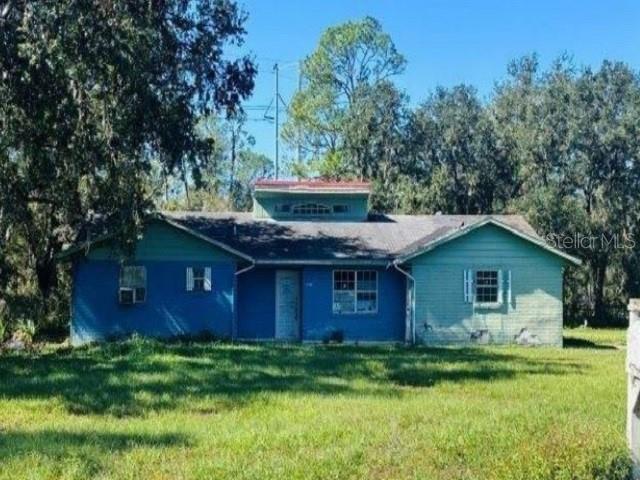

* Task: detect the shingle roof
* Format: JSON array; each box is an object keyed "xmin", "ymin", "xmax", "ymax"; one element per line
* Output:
[{"xmin": 162, "ymin": 211, "xmax": 541, "ymax": 264}]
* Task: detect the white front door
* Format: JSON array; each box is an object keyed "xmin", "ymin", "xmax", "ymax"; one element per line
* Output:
[{"xmin": 275, "ymin": 270, "xmax": 300, "ymax": 340}]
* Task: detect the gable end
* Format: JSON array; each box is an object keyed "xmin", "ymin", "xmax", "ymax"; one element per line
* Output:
[{"xmin": 395, "ymin": 218, "xmax": 581, "ymax": 266}]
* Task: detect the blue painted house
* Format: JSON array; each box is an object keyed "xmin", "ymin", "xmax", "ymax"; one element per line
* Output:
[{"xmin": 65, "ymin": 180, "xmax": 580, "ymax": 346}]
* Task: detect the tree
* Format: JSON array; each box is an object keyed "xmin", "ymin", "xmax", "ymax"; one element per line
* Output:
[
  {"xmin": 571, "ymin": 62, "xmax": 640, "ymax": 324},
  {"xmin": 0, "ymin": 0, "xmax": 256, "ymax": 321},
  {"xmin": 400, "ymin": 85, "xmax": 514, "ymax": 214},
  {"xmin": 491, "ymin": 55, "xmax": 577, "ymax": 199},
  {"xmin": 284, "ymin": 17, "xmax": 406, "ymax": 171},
  {"xmin": 493, "ymin": 56, "xmax": 640, "ymax": 325},
  {"xmin": 230, "ymin": 150, "xmax": 273, "ymax": 210},
  {"xmin": 159, "ymin": 113, "xmax": 272, "ymax": 213}
]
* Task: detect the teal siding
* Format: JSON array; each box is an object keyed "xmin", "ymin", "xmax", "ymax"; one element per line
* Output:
[
  {"xmin": 253, "ymin": 193, "xmax": 369, "ymax": 221},
  {"xmin": 410, "ymin": 224, "xmax": 565, "ymax": 346},
  {"xmin": 87, "ymin": 221, "xmax": 234, "ymax": 262}
]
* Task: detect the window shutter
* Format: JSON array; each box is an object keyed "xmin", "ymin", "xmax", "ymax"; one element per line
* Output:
[
  {"xmin": 204, "ymin": 267, "xmax": 212, "ymax": 291},
  {"xmin": 497, "ymin": 270, "xmax": 504, "ymax": 304},
  {"xmin": 186, "ymin": 267, "xmax": 194, "ymax": 292},
  {"xmin": 507, "ymin": 270, "xmax": 512, "ymax": 305},
  {"xmin": 464, "ymin": 269, "xmax": 473, "ymax": 303}
]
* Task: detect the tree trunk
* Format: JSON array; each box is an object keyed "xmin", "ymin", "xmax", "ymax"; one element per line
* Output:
[
  {"xmin": 35, "ymin": 254, "xmax": 57, "ymax": 300},
  {"xmin": 591, "ymin": 257, "xmax": 608, "ymax": 326},
  {"xmin": 181, "ymin": 158, "xmax": 190, "ymax": 209}
]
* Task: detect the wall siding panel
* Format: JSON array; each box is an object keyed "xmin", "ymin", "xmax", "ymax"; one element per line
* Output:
[
  {"xmin": 410, "ymin": 225, "xmax": 565, "ymax": 346},
  {"xmin": 86, "ymin": 221, "xmax": 234, "ymax": 262},
  {"xmin": 301, "ymin": 266, "xmax": 406, "ymax": 342},
  {"xmin": 237, "ymin": 267, "xmax": 277, "ymax": 339},
  {"xmin": 71, "ymin": 222, "xmax": 237, "ymax": 345},
  {"xmin": 71, "ymin": 260, "xmax": 235, "ymax": 344},
  {"xmin": 253, "ymin": 193, "xmax": 369, "ymax": 221}
]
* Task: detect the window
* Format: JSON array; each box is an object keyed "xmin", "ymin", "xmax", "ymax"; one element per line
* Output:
[
  {"xmin": 292, "ymin": 203, "xmax": 331, "ymax": 215},
  {"xmin": 275, "ymin": 204, "xmax": 291, "ymax": 213},
  {"xmin": 475, "ymin": 270, "xmax": 499, "ymax": 304},
  {"xmin": 187, "ymin": 267, "xmax": 212, "ymax": 292},
  {"xmin": 333, "ymin": 205, "xmax": 349, "ymax": 214},
  {"xmin": 333, "ymin": 270, "xmax": 378, "ymax": 314},
  {"xmin": 464, "ymin": 269, "xmax": 510, "ymax": 306},
  {"xmin": 333, "ymin": 271, "xmax": 355, "ymax": 313},
  {"xmin": 119, "ymin": 266, "xmax": 146, "ymax": 304}
]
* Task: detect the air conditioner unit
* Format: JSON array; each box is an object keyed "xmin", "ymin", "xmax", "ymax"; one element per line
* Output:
[
  {"xmin": 119, "ymin": 287, "xmax": 134, "ymax": 305},
  {"xmin": 134, "ymin": 287, "xmax": 146, "ymax": 303}
]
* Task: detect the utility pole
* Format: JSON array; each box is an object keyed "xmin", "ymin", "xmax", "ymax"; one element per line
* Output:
[
  {"xmin": 297, "ymin": 60, "xmax": 302, "ymax": 165},
  {"xmin": 229, "ymin": 123, "xmax": 236, "ymax": 201},
  {"xmin": 273, "ymin": 63, "xmax": 279, "ymax": 179}
]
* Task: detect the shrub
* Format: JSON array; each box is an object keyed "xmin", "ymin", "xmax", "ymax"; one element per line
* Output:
[
  {"xmin": 15, "ymin": 318, "xmax": 36, "ymax": 344},
  {"xmin": 0, "ymin": 318, "xmax": 6, "ymax": 343},
  {"xmin": 322, "ymin": 329, "xmax": 344, "ymax": 344}
]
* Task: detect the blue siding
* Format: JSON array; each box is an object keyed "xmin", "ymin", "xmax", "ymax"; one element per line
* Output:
[
  {"xmin": 237, "ymin": 267, "xmax": 276, "ymax": 339},
  {"xmin": 301, "ymin": 266, "xmax": 406, "ymax": 342},
  {"xmin": 71, "ymin": 260, "xmax": 235, "ymax": 344}
]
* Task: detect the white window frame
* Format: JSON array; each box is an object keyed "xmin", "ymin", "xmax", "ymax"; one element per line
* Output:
[
  {"xmin": 332, "ymin": 270, "xmax": 378, "ymax": 315},
  {"xmin": 469, "ymin": 268, "xmax": 503, "ymax": 308},
  {"xmin": 292, "ymin": 203, "xmax": 331, "ymax": 216},
  {"xmin": 186, "ymin": 266, "xmax": 212, "ymax": 292},
  {"xmin": 119, "ymin": 265, "xmax": 146, "ymax": 304}
]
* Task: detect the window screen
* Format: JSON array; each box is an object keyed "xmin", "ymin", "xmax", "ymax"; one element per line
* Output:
[
  {"xmin": 475, "ymin": 270, "xmax": 498, "ymax": 303},
  {"xmin": 333, "ymin": 270, "xmax": 378, "ymax": 314},
  {"xmin": 119, "ymin": 266, "xmax": 146, "ymax": 304},
  {"xmin": 292, "ymin": 203, "xmax": 331, "ymax": 215}
]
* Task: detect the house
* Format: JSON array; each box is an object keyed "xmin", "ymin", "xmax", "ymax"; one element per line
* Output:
[{"xmin": 64, "ymin": 180, "xmax": 580, "ymax": 346}]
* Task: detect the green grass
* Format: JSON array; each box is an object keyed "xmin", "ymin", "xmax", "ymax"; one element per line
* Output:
[
  {"xmin": 0, "ymin": 329, "xmax": 630, "ymax": 480},
  {"xmin": 564, "ymin": 327, "xmax": 627, "ymax": 348}
]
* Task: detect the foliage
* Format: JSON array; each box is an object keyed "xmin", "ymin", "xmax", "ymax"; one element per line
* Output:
[
  {"xmin": 284, "ymin": 16, "xmax": 406, "ymax": 175},
  {"xmin": 0, "ymin": 0, "xmax": 256, "ymax": 330},
  {"xmin": 493, "ymin": 56, "xmax": 640, "ymax": 324},
  {"xmin": 3, "ymin": 9, "xmax": 640, "ymax": 330},
  {"xmin": 230, "ymin": 150, "xmax": 273, "ymax": 210},
  {"xmin": 159, "ymin": 113, "xmax": 273, "ymax": 212},
  {"xmin": 290, "ymin": 18, "xmax": 640, "ymax": 325},
  {"xmin": 400, "ymin": 85, "xmax": 514, "ymax": 214},
  {"xmin": 0, "ymin": 335, "xmax": 629, "ymax": 479},
  {"xmin": 15, "ymin": 318, "xmax": 36, "ymax": 344}
]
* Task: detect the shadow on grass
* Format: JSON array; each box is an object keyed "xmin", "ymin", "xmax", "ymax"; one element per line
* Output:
[
  {"xmin": 0, "ymin": 429, "xmax": 189, "ymax": 474},
  {"xmin": 563, "ymin": 337, "xmax": 618, "ymax": 350},
  {"xmin": 0, "ymin": 341, "xmax": 586, "ymax": 417}
]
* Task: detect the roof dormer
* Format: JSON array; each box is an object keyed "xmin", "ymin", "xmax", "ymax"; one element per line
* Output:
[{"xmin": 252, "ymin": 180, "xmax": 371, "ymax": 221}]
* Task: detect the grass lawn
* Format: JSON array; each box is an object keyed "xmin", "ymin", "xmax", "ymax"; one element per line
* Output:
[{"xmin": 0, "ymin": 329, "xmax": 630, "ymax": 480}]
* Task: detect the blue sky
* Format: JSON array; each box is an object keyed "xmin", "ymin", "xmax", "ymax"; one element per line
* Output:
[{"xmin": 233, "ymin": 0, "xmax": 640, "ymax": 165}]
